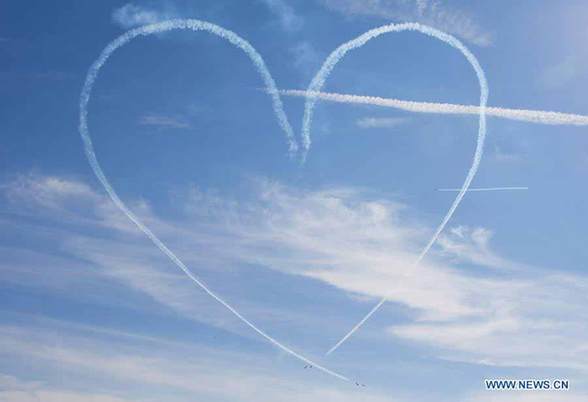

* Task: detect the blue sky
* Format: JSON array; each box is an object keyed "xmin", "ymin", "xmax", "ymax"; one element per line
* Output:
[{"xmin": 2, "ymin": 0, "xmax": 588, "ymax": 401}]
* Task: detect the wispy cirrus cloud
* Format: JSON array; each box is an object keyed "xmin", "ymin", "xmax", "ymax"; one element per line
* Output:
[
  {"xmin": 356, "ymin": 116, "xmax": 408, "ymax": 129},
  {"xmin": 319, "ymin": 0, "xmax": 492, "ymax": 46},
  {"xmin": 0, "ymin": 374, "xmax": 142, "ymax": 402},
  {"xmin": 112, "ymin": 3, "xmax": 178, "ymax": 29},
  {"xmin": 260, "ymin": 0, "xmax": 304, "ymax": 32},
  {"xmin": 289, "ymin": 41, "xmax": 320, "ymax": 72},
  {"xmin": 3, "ymin": 175, "xmax": 98, "ymax": 205},
  {"xmin": 463, "ymin": 392, "xmax": 588, "ymax": 402},
  {"xmin": 3, "ymin": 174, "xmax": 588, "ymax": 376},
  {"xmin": 436, "ymin": 225, "xmax": 523, "ymax": 271},
  {"xmin": 539, "ymin": 56, "xmax": 577, "ymax": 90},
  {"xmin": 0, "ymin": 318, "xmax": 397, "ymax": 402},
  {"xmin": 138, "ymin": 113, "xmax": 192, "ymax": 130}
]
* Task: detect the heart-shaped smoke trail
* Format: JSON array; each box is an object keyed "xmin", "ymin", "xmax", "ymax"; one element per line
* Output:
[
  {"xmin": 79, "ymin": 19, "xmax": 350, "ymax": 382},
  {"xmin": 300, "ymin": 23, "xmax": 488, "ymax": 356}
]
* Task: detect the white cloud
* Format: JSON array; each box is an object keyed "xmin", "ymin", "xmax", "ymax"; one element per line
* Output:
[
  {"xmin": 356, "ymin": 116, "xmax": 408, "ymax": 129},
  {"xmin": 492, "ymin": 144, "xmax": 524, "ymax": 163},
  {"xmin": 436, "ymin": 225, "xmax": 523, "ymax": 271},
  {"xmin": 463, "ymin": 392, "xmax": 588, "ymax": 402},
  {"xmin": 290, "ymin": 41, "xmax": 320, "ymax": 71},
  {"xmin": 1, "ymin": 174, "xmax": 146, "ymax": 234},
  {"xmin": 3, "ymin": 175, "xmax": 97, "ymax": 205},
  {"xmin": 539, "ymin": 56, "xmax": 577, "ymax": 90},
  {"xmin": 0, "ymin": 388, "xmax": 141, "ymax": 402},
  {"xmin": 0, "ymin": 320, "xmax": 398, "ymax": 402},
  {"xmin": 3, "ymin": 174, "xmax": 588, "ymax": 373},
  {"xmin": 138, "ymin": 113, "xmax": 191, "ymax": 129},
  {"xmin": 319, "ymin": 0, "xmax": 492, "ymax": 46},
  {"xmin": 112, "ymin": 3, "xmax": 176, "ymax": 29},
  {"xmin": 260, "ymin": 0, "xmax": 304, "ymax": 32},
  {"xmin": 389, "ymin": 271, "xmax": 588, "ymax": 369}
]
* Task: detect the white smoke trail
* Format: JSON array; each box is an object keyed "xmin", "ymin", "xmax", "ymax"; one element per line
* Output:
[
  {"xmin": 437, "ymin": 186, "xmax": 528, "ymax": 192},
  {"xmin": 302, "ymin": 23, "xmax": 488, "ymax": 356},
  {"xmin": 79, "ymin": 19, "xmax": 349, "ymax": 382},
  {"xmin": 282, "ymin": 89, "xmax": 588, "ymax": 126},
  {"xmin": 326, "ymin": 299, "xmax": 386, "ymax": 356}
]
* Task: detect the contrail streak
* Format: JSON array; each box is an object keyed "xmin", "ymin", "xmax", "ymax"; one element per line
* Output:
[
  {"xmin": 302, "ymin": 23, "xmax": 488, "ymax": 356},
  {"xmin": 282, "ymin": 89, "xmax": 588, "ymax": 126},
  {"xmin": 326, "ymin": 299, "xmax": 386, "ymax": 356},
  {"xmin": 79, "ymin": 19, "xmax": 349, "ymax": 382},
  {"xmin": 437, "ymin": 186, "xmax": 528, "ymax": 192}
]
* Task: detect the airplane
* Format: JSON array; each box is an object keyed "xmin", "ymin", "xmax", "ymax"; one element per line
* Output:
[{"xmin": 304, "ymin": 365, "xmax": 313, "ymax": 369}]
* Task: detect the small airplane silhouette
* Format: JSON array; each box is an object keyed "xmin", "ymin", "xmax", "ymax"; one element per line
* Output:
[
  {"xmin": 303, "ymin": 365, "xmax": 313, "ymax": 369},
  {"xmin": 355, "ymin": 382, "xmax": 366, "ymax": 387}
]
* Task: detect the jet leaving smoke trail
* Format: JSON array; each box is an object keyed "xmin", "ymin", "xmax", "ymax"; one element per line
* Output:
[
  {"xmin": 281, "ymin": 89, "xmax": 588, "ymax": 126},
  {"xmin": 302, "ymin": 23, "xmax": 488, "ymax": 356},
  {"xmin": 79, "ymin": 19, "xmax": 349, "ymax": 382},
  {"xmin": 438, "ymin": 187, "xmax": 528, "ymax": 192}
]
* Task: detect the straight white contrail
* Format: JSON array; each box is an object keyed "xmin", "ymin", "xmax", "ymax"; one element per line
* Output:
[
  {"xmin": 326, "ymin": 299, "xmax": 387, "ymax": 356},
  {"xmin": 301, "ymin": 23, "xmax": 488, "ymax": 356},
  {"xmin": 79, "ymin": 19, "xmax": 349, "ymax": 383},
  {"xmin": 437, "ymin": 186, "xmax": 528, "ymax": 192},
  {"xmin": 282, "ymin": 89, "xmax": 588, "ymax": 126}
]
